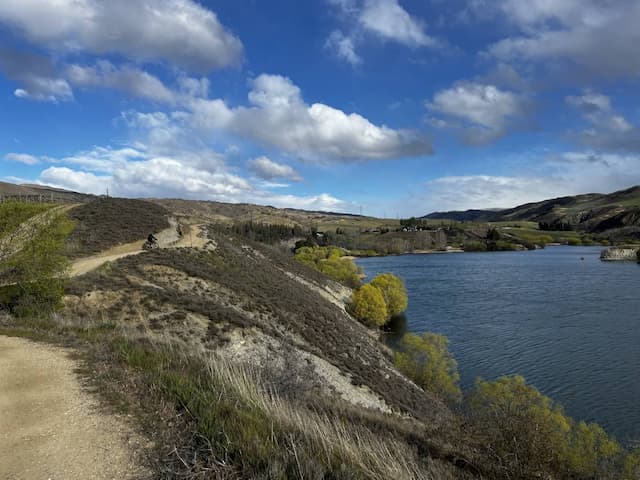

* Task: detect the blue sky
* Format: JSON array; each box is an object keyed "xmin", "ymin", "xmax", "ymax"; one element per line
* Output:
[{"xmin": 1, "ymin": 0, "xmax": 640, "ymax": 216}]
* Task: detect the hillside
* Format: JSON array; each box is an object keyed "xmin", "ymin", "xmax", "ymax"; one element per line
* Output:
[
  {"xmin": 424, "ymin": 185, "xmax": 640, "ymax": 240},
  {"xmin": 2, "ymin": 196, "xmax": 638, "ymax": 478},
  {"xmin": 0, "ymin": 181, "xmax": 95, "ymax": 203}
]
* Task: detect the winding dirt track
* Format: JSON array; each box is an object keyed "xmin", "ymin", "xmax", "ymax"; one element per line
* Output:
[
  {"xmin": 0, "ymin": 222, "xmax": 211, "ymax": 479},
  {"xmin": 0, "ymin": 336, "xmax": 151, "ymax": 480},
  {"xmin": 70, "ymin": 223, "xmax": 208, "ymax": 277}
]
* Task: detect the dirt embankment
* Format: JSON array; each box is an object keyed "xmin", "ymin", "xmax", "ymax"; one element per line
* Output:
[{"xmin": 0, "ymin": 335, "xmax": 151, "ymax": 480}]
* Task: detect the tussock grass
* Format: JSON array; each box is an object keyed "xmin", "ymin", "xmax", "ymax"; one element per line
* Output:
[{"xmin": 113, "ymin": 336, "xmax": 468, "ymax": 479}]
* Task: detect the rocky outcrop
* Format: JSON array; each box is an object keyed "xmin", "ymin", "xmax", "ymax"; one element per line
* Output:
[{"xmin": 600, "ymin": 246, "xmax": 639, "ymax": 261}]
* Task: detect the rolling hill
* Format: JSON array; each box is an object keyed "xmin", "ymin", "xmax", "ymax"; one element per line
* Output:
[{"xmin": 425, "ymin": 185, "xmax": 640, "ymax": 238}]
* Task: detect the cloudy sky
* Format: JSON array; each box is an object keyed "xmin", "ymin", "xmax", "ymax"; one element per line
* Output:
[{"xmin": 1, "ymin": 0, "xmax": 639, "ymax": 216}]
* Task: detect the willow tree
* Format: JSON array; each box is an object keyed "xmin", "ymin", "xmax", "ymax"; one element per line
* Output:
[{"xmin": 369, "ymin": 273, "xmax": 408, "ymax": 318}]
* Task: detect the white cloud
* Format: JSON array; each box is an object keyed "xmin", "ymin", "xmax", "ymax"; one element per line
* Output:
[
  {"xmin": 325, "ymin": 30, "xmax": 362, "ymax": 65},
  {"xmin": 4, "ymin": 152, "xmax": 41, "ymax": 165},
  {"xmin": 29, "ymin": 113, "xmax": 347, "ymax": 212},
  {"xmin": 0, "ymin": 48, "xmax": 73, "ymax": 102},
  {"xmin": 424, "ymin": 175, "xmax": 565, "ymax": 211},
  {"xmin": 326, "ymin": 0, "xmax": 438, "ymax": 65},
  {"xmin": 566, "ymin": 91, "xmax": 640, "ymax": 152},
  {"xmin": 427, "ymin": 82, "xmax": 528, "ymax": 145},
  {"xmin": 248, "ymin": 156, "xmax": 303, "ymax": 182},
  {"xmin": 39, "ymin": 167, "xmax": 109, "ymax": 194},
  {"xmin": 37, "ymin": 150, "xmax": 345, "ymax": 211},
  {"xmin": 359, "ymin": 0, "xmax": 436, "ymax": 48},
  {"xmin": 190, "ymin": 74, "xmax": 432, "ymax": 162},
  {"xmin": 66, "ymin": 61, "xmax": 175, "ymax": 103},
  {"xmin": 418, "ymin": 150, "xmax": 640, "ymax": 213},
  {"xmin": 258, "ymin": 192, "xmax": 345, "ymax": 211},
  {"xmin": 488, "ymin": 0, "xmax": 640, "ymax": 78},
  {"xmin": 0, "ymin": 0, "xmax": 243, "ymax": 72}
]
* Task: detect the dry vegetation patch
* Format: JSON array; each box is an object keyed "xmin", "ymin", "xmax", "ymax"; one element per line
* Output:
[{"xmin": 66, "ymin": 198, "xmax": 170, "ymax": 257}]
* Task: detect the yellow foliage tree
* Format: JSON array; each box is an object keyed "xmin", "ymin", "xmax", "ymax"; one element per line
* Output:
[
  {"xmin": 469, "ymin": 375, "xmax": 622, "ymax": 478},
  {"xmin": 623, "ymin": 449, "xmax": 640, "ymax": 480},
  {"xmin": 469, "ymin": 375, "xmax": 573, "ymax": 475},
  {"xmin": 568, "ymin": 420, "xmax": 621, "ymax": 477},
  {"xmin": 350, "ymin": 284, "xmax": 387, "ymax": 326},
  {"xmin": 369, "ymin": 273, "xmax": 407, "ymax": 318},
  {"xmin": 294, "ymin": 246, "xmax": 361, "ymax": 288},
  {"xmin": 394, "ymin": 332, "xmax": 461, "ymax": 403}
]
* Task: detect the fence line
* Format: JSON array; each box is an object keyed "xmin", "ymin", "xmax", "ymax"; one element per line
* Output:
[{"xmin": 0, "ymin": 193, "xmax": 58, "ymax": 203}]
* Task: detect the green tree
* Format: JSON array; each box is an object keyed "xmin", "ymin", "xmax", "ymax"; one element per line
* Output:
[
  {"xmin": 294, "ymin": 246, "xmax": 361, "ymax": 288},
  {"xmin": 394, "ymin": 332, "xmax": 461, "ymax": 403},
  {"xmin": 623, "ymin": 448, "xmax": 640, "ymax": 480},
  {"xmin": 0, "ymin": 206, "xmax": 74, "ymax": 316},
  {"xmin": 568, "ymin": 420, "xmax": 621, "ymax": 477},
  {"xmin": 369, "ymin": 273, "xmax": 408, "ymax": 318},
  {"xmin": 468, "ymin": 375, "xmax": 573, "ymax": 476},
  {"xmin": 350, "ymin": 284, "xmax": 387, "ymax": 326}
]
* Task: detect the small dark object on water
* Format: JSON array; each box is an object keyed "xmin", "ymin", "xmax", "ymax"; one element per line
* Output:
[{"xmin": 581, "ymin": 257, "xmax": 585, "ymax": 261}]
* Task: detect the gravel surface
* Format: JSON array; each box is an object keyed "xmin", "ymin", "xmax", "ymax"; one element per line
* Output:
[{"xmin": 0, "ymin": 336, "xmax": 151, "ymax": 480}]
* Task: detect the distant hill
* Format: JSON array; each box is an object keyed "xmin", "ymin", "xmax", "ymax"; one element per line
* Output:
[
  {"xmin": 0, "ymin": 181, "xmax": 95, "ymax": 203},
  {"xmin": 424, "ymin": 209, "xmax": 502, "ymax": 222},
  {"xmin": 423, "ymin": 186, "xmax": 640, "ymax": 237}
]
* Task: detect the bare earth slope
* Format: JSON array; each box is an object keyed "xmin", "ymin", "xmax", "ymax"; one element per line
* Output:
[{"xmin": 0, "ymin": 336, "xmax": 150, "ymax": 480}]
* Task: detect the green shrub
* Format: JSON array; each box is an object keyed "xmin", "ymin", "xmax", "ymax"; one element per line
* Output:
[
  {"xmin": 463, "ymin": 241, "xmax": 487, "ymax": 252},
  {"xmin": 468, "ymin": 375, "xmax": 622, "ymax": 478},
  {"xmin": 623, "ymin": 448, "xmax": 640, "ymax": 480},
  {"xmin": 394, "ymin": 332, "xmax": 461, "ymax": 403},
  {"xmin": 567, "ymin": 238, "xmax": 581, "ymax": 246},
  {"xmin": 370, "ymin": 273, "xmax": 408, "ymax": 319},
  {"xmin": 294, "ymin": 246, "xmax": 362, "ymax": 288},
  {"xmin": 350, "ymin": 284, "xmax": 388, "ymax": 326},
  {"xmin": 0, "ymin": 207, "xmax": 74, "ymax": 316}
]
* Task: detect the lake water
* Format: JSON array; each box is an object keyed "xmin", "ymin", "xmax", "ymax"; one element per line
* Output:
[{"xmin": 357, "ymin": 246, "xmax": 640, "ymax": 445}]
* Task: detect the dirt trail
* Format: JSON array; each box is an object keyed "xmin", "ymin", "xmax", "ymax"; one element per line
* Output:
[
  {"xmin": 0, "ymin": 335, "xmax": 150, "ymax": 480},
  {"xmin": 70, "ymin": 222, "xmax": 209, "ymax": 277}
]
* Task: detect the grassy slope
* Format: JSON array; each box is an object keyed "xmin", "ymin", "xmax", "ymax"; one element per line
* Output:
[
  {"xmin": 58, "ymin": 231, "xmax": 498, "ymax": 478},
  {"xmin": 66, "ymin": 198, "xmax": 170, "ymax": 257}
]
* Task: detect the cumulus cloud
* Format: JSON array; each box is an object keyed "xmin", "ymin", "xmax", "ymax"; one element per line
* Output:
[
  {"xmin": 488, "ymin": 0, "xmax": 640, "ymax": 78},
  {"xmin": 28, "ymin": 113, "xmax": 346, "ymax": 212},
  {"xmin": 4, "ymin": 152, "xmax": 42, "ymax": 165},
  {"xmin": 427, "ymin": 82, "xmax": 529, "ymax": 145},
  {"xmin": 66, "ymin": 61, "xmax": 175, "ymax": 103},
  {"xmin": 36, "ymin": 149, "xmax": 344, "ymax": 211},
  {"xmin": 566, "ymin": 91, "xmax": 640, "ymax": 152},
  {"xmin": 417, "ymin": 150, "xmax": 640, "ymax": 213},
  {"xmin": 0, "ymin": 48, "xmax": 72, "ymax": 102},
  {"xmin": 326, "ymin": 0, "xmax": 438, "ymax": 65},
  {"xmin": 0, "ymin": 0, "xmax": 243, "ymax": 72},
  {"xmin": 248, "ymin": 157, "xmax": 303, "ymax": 182},
  {"xmin": 189, "ymin": 74, "xmax": 432, "ymax": 161},
  {"xmin": 359, "ymin": 0, "xmax": 436, "ymax": 48}
]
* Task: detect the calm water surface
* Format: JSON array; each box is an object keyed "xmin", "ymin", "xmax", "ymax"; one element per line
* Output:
[{"xmin": 357, "ymin": 246, "xmax": 640, "ymax": 444}]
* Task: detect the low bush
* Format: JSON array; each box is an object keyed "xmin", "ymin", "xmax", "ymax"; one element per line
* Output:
[
  {"xmin": 67, "ymin": 198, "xmax": 169, "ymax": 256},
  {"xmin": 0, "ymin": 207, "xmax": 74, "ymax": 316},
  {"xmin": 294, "ymin": 246, "xmax": 362, "ymax": 288},
  {"xmin": 468, "ymin": 375, "xmax": 623, "ymax": 478},
  {"xmin": 394, "ymin": 332, "xmax": 461, "ymax": 404}
]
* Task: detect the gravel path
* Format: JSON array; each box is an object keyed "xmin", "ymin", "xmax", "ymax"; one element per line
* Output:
[
  {"xmin": 0, "ymin": 336, "xmax": 151, "ymax": 480},
  {"xmin": 70, "ymin": 223, "xmax": 209, "ymax": 277}
]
